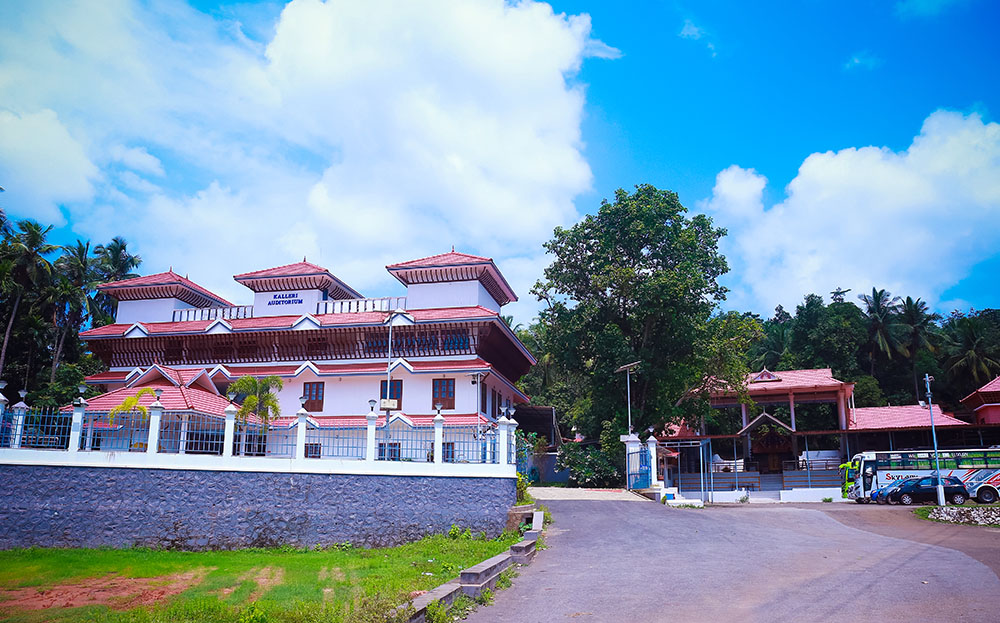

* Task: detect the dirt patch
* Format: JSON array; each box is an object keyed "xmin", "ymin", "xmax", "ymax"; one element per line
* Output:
[
  {"xmin": 0, "ymin": 569, "xmax": 209, "ymax": 612},
  {"xmin": 218, "ymin": 566, "xmax": 285, "ymax": 602},
  {"xmin": 318, "ymin": 566, "xmax": 345, "ymax": 582}
]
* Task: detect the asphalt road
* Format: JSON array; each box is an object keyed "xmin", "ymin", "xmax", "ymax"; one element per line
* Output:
[{"xmin": 465, "ymin": 491, "xmax": 1000, "ymax": 623}]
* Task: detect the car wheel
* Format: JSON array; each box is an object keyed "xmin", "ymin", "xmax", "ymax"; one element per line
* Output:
[
  {"xmin": 899, "ymin": 494, "xmax": 913, "ymax": 506},
  {"xmin": 950, "ymin": 493, "xmax": 966, "ymax": 505},
  {"xmin": 855, "ymin": 498, "xmax": 866, "ymax": 504},
  {"xmin": 977, "ymin": 488, "xmax": 998, "ymax": 504}
]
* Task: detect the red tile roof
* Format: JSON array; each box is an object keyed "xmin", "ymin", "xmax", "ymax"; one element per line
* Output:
[
  {"xmin": 234, "ymin": 260, "xmax": 335, "ymax": 279},
  {"xmin": 979, "ymin": 376, "xmax": 1000, "ymax": 393},
  {"xmin": 80, "ymin": 307, "xmax": 500, "ymax": 339},
  {"xmin": 85, "ymin": 370, "xmax": 137, "ymax": 383},
  {"xmin": 386, "ymin": 251, "xmax": 492, "ymax": 269},
  {"xmin": 96, "ymin": 271, "xmax": 232, "ymax": 307},
  {"xmin": 848, "ymin": 405, "xmax": 967, "ymax": 431},
  {"xmin": 69, "ymin": 381, "xmax": 234, "ymax": 416}
]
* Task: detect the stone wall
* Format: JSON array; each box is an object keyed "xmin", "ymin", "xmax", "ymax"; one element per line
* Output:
[{"xmin": 0, "ymin": 465, "xmax": 515, "ymax": 550}]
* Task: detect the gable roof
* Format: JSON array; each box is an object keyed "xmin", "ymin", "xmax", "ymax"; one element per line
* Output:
[
  {"xmin": 96, "ymin": 271, "xmax": 232, "ymax": 308},
  {"xmin": 849, "ymin": 405, "xmax": 967, "ymax": 431},
  {"xmin": 386, "ymin": 251, "xmax": 518, "ymax": 306},
  {"xmin": 961, "ymin": 375, "xmax": 1000, "ymax": 410},
  {"xmin": 233, "ymin": 261, "xmax": 362, "ymax": 299}
]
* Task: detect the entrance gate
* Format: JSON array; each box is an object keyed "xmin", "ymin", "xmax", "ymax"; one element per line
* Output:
[{"xmin": 627, "ymin": 448, "xmax": 651, "ymax": 489}]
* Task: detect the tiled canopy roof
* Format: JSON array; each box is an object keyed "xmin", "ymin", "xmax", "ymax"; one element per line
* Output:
[
  {"xmin": 386, "ymin": 251, "xmax": 518, "ymax": 306},
  {"xmin": 848, "ymin": 405, "xmax": 967, "ymax": 431},
  {"xmin": 66, "ymin": 367, "xmax": 234, "ymax": 416},
  {"xmin": 80, "ymin": 306, "xmax": 500, "ymax": 339},
  {"xmin": 961, "ymin": 376, "xmax": 1000, "ymax": 410},
  {"xmin": 233, "ymin": 261, "xmax": 361, "ymax": 299},
  {"xmin": 96, "ymin": 271, "xmax": 232, "ymax": 308}
]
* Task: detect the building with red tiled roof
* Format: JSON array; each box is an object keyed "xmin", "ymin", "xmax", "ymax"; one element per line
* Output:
[
  {"xmin": 80, "ymin": 252, "xmax": 535, "ymax": 433},
  {"xmin": 960, "ymin": 376, "xmax": 1000, "ymax": 425},
  {"xmin": 848, "ymin": 405, "xmax": 967, "ymax": 431}
]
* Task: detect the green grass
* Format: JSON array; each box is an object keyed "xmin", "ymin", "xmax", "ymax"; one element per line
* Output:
[{"xmin": 0, "ymin": 533, "xmax": 520, "ymax": 623}]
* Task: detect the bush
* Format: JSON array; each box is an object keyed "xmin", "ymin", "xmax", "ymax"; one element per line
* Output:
[
  {"xmin": 516, "ymin": 473, "xmax": 532, "ymax": 504},
  {"xmin": 822, "ymin": 497, "xmax": 833, "ymax": 503},
  {"xmin": 555, "ymin": 442, "xmax": 623, "ymax": 488}
]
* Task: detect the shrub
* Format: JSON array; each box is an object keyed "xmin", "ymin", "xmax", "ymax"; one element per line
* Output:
[
  {"xmin": 822, "ymin": 497, "xmax": 833, "ymax": 503},
  {"xmin": 555, "ymin": 442, "xmax": 622, "ymax": 488},
  {"xmin": 516, "ymin": 473, "xmax": 532, "ymax": 504}
]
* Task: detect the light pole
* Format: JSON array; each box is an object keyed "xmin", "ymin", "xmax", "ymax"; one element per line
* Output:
[
  {"xmin": 615, "ymin": 361, "xmax": 641, "ymax": 434},
  {"xmin": 924, "ymin": 373, "xmax": 946, "ymax": 506}
]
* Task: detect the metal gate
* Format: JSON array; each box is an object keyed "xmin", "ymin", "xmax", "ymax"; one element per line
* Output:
[{"xmin": 627, "ymin": 448, "xmax": 651, "ymax": 489}]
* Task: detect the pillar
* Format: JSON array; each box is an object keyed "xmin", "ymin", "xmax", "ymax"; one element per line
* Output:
[
  {"xmin": 295, "ymin": 408, "xmax": 308, "ymax": 459},
  {"xmin": 647, "ymin": 436, "xmax": 660, "ymax": 485},
  {"xmin": 622, "ymin": 433, "xmax": 641, "ymax": 489},
  {"xmin": 179, "ymin": 414, "xmax": 189, "ymax": 454},
  {"xmin": 498, "ymin": 416, "xmax": 510, "ymax": 464},
  {"xmin": 507, "ymin": 417, "xmax": 519, "ymax": 465},
  {"xmin": 433, "ymin": 414, "xmax": 444, "ymax": 464},
  {"xmin": 365, "ymin": 411, "xmax": 378, "ymax": 462},
  {"xmin": 0, "ymin": 394, "xmax": 6, "ymax": 448},
  {"xmin": 146, "ymin": 401, "xmax": 163, "ymax": 454},
  {"xmin": 837, "ymin": 391, "xmax": 847, "ymax": 430},
  {"xmin": 68, "ymin": 399, "xmax": 86, "ymax": 453},
  {"xmin": 789, "ymin": 395, "xmax": 796, "ymax": 431},
  {"xmin": 223, "ymin": 403, "xmax": 237, "ymax": 457},
  {"xmin": 11, "ymin": 407, "xmax": 25, "ymax": 449}
]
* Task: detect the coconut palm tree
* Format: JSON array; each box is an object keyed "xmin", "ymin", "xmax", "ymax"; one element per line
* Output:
[
  {"xmin": 752, "ymin": 322, "xmax": 790, "ymax": 371},
  {"xmin": 943, "ymin": 317, "xmax": 1000, "ymax": 388},
  {"xmin": 897, "ymin": 296, "xmax": 940, "ymax": 401},
  {"xmin": 0, "ymin": 220, "xmax": 58, "ymax": 378},
  {"xmin": 858, "ymin": 287, "xmax": 904, "ymax": 377},
  {"xmin": 228, "ymin": 375, "xmax": 283, "ymax": 455},
  {"xmin": 48, "ymin": 241, "xmax": 100, "ymax": 382},
  {"xmin": 108, "ymin": 387, "xmax": 158, "ymax": 451},
  {"xmin": 94, "ymin": 236, "xmax": 141, "ymax": 322}
]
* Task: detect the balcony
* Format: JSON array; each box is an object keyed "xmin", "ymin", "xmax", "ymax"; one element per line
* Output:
[
  {"xmin": 172, "ymin": 305, "xmax": 254, "ymax": 322},
  {"xmin": 316, "ymin": 297, "xmax": 407, "ymax": 315}
]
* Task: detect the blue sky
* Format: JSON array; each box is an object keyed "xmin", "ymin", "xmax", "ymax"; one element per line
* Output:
[{"xmin": 1, "ymin": 0, "xmax": 998, "ymax": 323}]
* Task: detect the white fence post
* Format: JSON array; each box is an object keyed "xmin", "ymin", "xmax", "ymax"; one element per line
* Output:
[
  {"xmin": 146, "ymin": 401, "xmax": 163, "ymax": 454},
  {"xmin": 365, "ymin": 412, "xmax": 378, "ymax": 462},
  {"xmin": 0, "ymin": 393, "xmax": 7, "ymax": 447},
  {"xmin": 433, "ymin": 414, "xmax": 444, "ymax": 464},
  {"xmin": 223, "ymin": 404, "xmax": 237, "ymax": 457},
  {"xmin": 622, "ymin": 433, "xmax": 641, "ymax": 489},
  {"xmin": 68, "ymin": 400, "xmax": 86, "ymax": 453},
  {"xmin": 296, "ymin": 408, "xmax": 308, "ymax": 459},
  {"xmin": 647, "ymin": 436, "xmax": 659, "ymax": 486},
  {"xmin": 11, "ymin": 408, "xmax": 25, "ymax": 449}
]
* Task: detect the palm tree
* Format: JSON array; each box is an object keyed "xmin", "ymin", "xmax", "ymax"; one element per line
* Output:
[
  {"xmin": 943, "ymin": 317, "xmax": 1000, "ymax": 388},
  {"xmin": 228, "ymin": 375, "xmax": 283, "ymax": 456},
  {"xmin": 858, "ymin": 287, "xmax": 904, "ymax": 377},
  {"xmin": 94, "ymin": 236, "xmax": 142, "ymax": 321},
  {"xmin": 897, "ymin": 296, "xmax": 940, "ymax": 401},
  {"xmin": 752, "ymin": 322, "xmax": 790, "ymax": 370},
  {"xmin": 108, "ymin": 387, "xmax": 158, "ymax": 451},
  {"xmin": 49, "ymin": 241, "xmax": 100, "ymax": 382},
  {"xmin": 0, "ymin": 220, "xmax": 58, "ymax": 378}
]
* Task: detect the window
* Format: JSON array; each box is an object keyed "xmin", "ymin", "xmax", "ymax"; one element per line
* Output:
[
  {"xmin": 303, "ymin": 382, "xmax": 325, "ymax": 412},
  {"xmin": 380, "ymin": 379, "xmax": 403, "ymax": 410},
  {"xmin": 492, "ymin": 389, "xmax": 500, "ymax": 418},
  {"xmin": 378, "ymin": 442, "xmax": 401, "ymax": 461},
  {"xmin": 481, "ymin": 382, "xmax": 487, "ymax": 414},
  {"xmin": 443, "ymin": 442, "xmax": 455, "ymax": 463},
  {"xmin": 433, "ymin": 378, "xmax": 455, "ymax": 410}
]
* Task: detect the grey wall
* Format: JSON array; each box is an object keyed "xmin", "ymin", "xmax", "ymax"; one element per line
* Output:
[{"xmin": 0, "ymin": 465, "xmax": 515, "ymax": 550}]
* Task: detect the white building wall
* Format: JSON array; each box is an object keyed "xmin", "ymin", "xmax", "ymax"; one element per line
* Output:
[
  {"xmin": 253, "ymin": 289, "xmax": 325, "ymax": 317},
  {"xmin": 405, "ymin": 282, "xmax": 501, "ymax": 312},
  {"xmin": 116, "ymin": 298, "xmax": 191, "ymax": 324}
]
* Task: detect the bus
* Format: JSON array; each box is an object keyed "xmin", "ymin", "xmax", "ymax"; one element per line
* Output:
[{"xmin": 846, "ymin": 448, "xmax": 1000, "ymax": 504}]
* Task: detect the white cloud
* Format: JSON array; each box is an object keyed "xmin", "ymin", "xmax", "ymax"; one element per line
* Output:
[
  {"xmin": 0, "ymin": 0, "xmax": 611, "ymax": 324},
  {"xmin": 0, "ymin": 109, "xmax": 98, "ymax": 224},
  {"xmin": 678, "ymin": 18, "xmax": 716, "ymax": 57},
  {"xmin": 700, "ymin": 110, "xmax": 1000, "ymax": 315},
  {"xmin": 843, "ymin": 51, "xmax": 882, "ymax": 71}
]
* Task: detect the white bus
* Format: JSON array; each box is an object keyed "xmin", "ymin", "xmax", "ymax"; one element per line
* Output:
[{"xmin": 846, "ymin": 448, "xmax": 1000, "ymax": 504}]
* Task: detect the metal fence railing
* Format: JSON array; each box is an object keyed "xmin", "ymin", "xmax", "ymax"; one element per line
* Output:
[
  {"xmin": 1, "ymin": 408, "xmax": 71, "ymax": 449},
  {"xmin": 158, "ymin": 412, "xmax": 226, "ymax": 455},
  {"xmin": 305, "ymin": 424, "xmax": 366, "ymax": 460},
  {"xmin": 234, "ymin": 422, "xmax": 296, "ymax": 458},
  {"xmin": 442, "ymin": 425, "xmax": 497, "ymax": 464},
  {"xmin": 1, "ymin": 407, "xmax": 517, "ymax": 470},
  {"xmin": 78, "ymin": 411, "xmax": 150, "ymax": 452},
  {"xmin": 375, "ymin": 423, "xmax": 435, "ymax": 462}
]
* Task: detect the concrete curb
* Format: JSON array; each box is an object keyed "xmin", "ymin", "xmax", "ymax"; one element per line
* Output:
[{"xmin": 407, "ymin": 510, "xmax": 545, "ymax": 622}]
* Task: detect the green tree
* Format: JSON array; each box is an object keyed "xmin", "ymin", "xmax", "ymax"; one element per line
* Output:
[
  {"xmin": 858, "ymin": 287, "xmax": 904, "ymax": 377},
  {"xmin": 897, "ymin": 296, "xmax": 940, "ymax": 401},
  {"xmin": 228, "ymin": 375, "xmax": 284, "ymax": 425},
  {"xmin": 530, "ymin": 184, "xmax": 752, "ymax": 437},
  {"xmin": 943, "ymin": 316, "xmax": 1000, "ymax": 390},
  {"xmin": 94, "ymin": 236, "xmax": 141, "ymax": 323},
  {"xmin": 0, "ymin": 220, "xmax": 57, "ymax": 378}
]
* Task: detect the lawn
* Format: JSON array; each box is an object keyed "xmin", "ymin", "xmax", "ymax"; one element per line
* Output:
[{"xmin": 0, "ymin": 531, "xmax": 520, "ymax": 623}]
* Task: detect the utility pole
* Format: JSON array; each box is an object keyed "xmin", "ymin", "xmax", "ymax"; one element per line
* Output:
[{"xmin": 924, "ymin": 373, "xmax": 946, "ymax": 506}]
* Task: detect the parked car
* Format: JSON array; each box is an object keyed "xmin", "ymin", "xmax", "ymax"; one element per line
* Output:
[
  {"xmin": 887, "ymin": 476, "xmax": 969, "ymax": 506},
  {"xmin": 874, "ymin": 479, "xmax": 913, "ymax": 504}
]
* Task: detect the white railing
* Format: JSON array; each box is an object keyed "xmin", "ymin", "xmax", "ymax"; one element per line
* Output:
[
  {"xmin": 316, "ymin": 297, "xmax": 407, "ymax": 315},
  {"xmin": 0, "ymin": 401, "xmax": 518, "ymax": 479},
  {"xmin": 172, "ymin": 305, "xmax": 254, "ymax": 322}
]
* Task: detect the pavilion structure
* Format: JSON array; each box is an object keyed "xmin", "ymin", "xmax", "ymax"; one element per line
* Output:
[{"xmin": 960, "ymin": 376, "xmax": 1000, "ymax": 425}]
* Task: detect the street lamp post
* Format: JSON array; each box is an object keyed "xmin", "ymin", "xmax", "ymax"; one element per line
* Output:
[
  {"xmin": 924, "ymin": 373, "xmax": 946, "ymax": 506},
  {"xmin": 615, "ymin": 361, "xmax": 641, "ymax": 434}
]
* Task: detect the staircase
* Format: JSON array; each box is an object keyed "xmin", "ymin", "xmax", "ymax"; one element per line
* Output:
[{"xmin": 759, "ymin": 474, "xmax": 784, "ymax": 491}]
